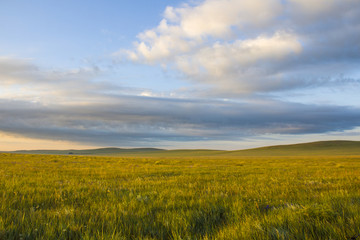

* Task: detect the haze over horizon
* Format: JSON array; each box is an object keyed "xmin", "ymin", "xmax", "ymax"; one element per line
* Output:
[{"xmin": 1, "ymin": 0, "xmax": 360, "ymax": 151}]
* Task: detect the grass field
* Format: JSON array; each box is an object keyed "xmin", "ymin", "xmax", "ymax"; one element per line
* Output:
[{"xmin": 1, "ymin": 141, "xmax": 360, "ymax": 239}]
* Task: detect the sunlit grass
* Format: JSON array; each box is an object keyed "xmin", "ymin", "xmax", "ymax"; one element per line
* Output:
[{"xmin": 1, "ymin": 152, "xmax": 360, "ymax": 239}]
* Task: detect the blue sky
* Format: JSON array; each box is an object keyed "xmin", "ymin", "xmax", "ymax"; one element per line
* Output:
[{"xmin": 1, "ymin": 0, "xmax": 360, "ymax": 150}]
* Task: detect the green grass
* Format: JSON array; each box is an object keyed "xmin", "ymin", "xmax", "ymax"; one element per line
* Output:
[{"xmin": 1, "ymin": 141, "xmax": 360, "ymax": 239}]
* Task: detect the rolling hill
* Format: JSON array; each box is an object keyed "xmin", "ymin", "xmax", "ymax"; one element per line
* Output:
[
  {"xmin": 11, "ymin": 147, "xmax": 164, "ymax": 156},
  {"xmin": 7, "ymin": 140, "xmax": 360, "ymax": 156}
]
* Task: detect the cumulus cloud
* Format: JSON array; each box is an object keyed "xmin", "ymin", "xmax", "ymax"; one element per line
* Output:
[
  {"xmin": 171, "ymin": 0, "xmax": 281, "ymax": 37},
  {"xmin": 121, "ymin": 0, "xmax": 360, "ymax": 94},
  {"xmin": 175, "ymin": 31, "xmax": 302, "ymax": 93},
  {"xmin": 122, "ymin": 0, "xmax": 283, "ymax": 63}
]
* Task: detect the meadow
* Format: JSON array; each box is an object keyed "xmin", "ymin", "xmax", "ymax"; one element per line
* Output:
[{"xmin": 1, "ymin": 141, "xmax": 360, "ymax": 239}]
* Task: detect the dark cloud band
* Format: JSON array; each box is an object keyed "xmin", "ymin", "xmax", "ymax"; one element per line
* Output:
[{"xmin": 1, "ymin": 97, "xmax": 359, "ymax": 146}]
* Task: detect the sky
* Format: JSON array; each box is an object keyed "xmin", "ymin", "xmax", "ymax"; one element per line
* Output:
[{"xmin": 1, "ymin": 0, "xmax": 360, "ymax": 150}]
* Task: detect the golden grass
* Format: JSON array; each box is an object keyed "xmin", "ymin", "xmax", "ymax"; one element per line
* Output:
[{"xmin": 1, "ymin": 152, "xmax": 360, "ymax": 239}]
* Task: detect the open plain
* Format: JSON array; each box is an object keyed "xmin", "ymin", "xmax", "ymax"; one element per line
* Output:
[{"xmin": 1, "ymin": 141, "xmax": 360, "ymax": 239}]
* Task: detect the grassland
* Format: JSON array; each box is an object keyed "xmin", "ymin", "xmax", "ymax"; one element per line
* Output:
[{"xmin": 1, "ymin": 141, "xmax": 360, "ymax": 239}]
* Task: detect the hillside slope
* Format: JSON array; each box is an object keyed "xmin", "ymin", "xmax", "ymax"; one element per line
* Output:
[{"xmin": 225, "ymin": 140, "xmax": 360, "ymax": 156}]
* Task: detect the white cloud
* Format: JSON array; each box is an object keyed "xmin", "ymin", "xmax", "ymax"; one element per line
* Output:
[
  {"xmin": 0, "ymin": 57, "xmax": 39, "ymax": 85},
  {"xmin": 123, "ymin": 0, "xmax": 283, "ymax": 64},
  {"xmin": 177, "ymin": 0, "xmax": 282, "ymax": 37},
  {"xmin": 0, "ymin": 57, "xmax": 125, "ymax": 105},
  {"xmin": 175, "ymin": 31, "xmax": 302, "ymax": 88},
  {"xmin": 121, "ymin": 0, "xmax": 360, "ymax": 95}
]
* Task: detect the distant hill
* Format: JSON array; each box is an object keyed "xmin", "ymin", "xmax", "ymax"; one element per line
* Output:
[
  {"xmin": 225, "ymin": 140, "xmax": 360, "ymax": 156},
  {"xmin": 8, "ymin": 140, "xmax": 360, "ymax": 156},
  {"xmin": 13, "ymin": 147, "xmax": 164, "ymax": 156}
]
